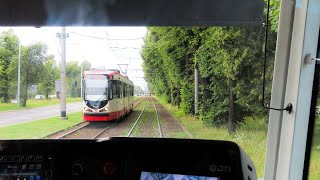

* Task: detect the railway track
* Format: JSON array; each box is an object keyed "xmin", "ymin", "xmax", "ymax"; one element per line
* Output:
[
  {"xmin": 47, "ymin": 97, "xmax": 190, "ymax": 139},
  {"xmin": 153, "ymin": 98, "xmax": 162, "ymax": 138},
  {"xmin": 126, "ymin": 102, "xmax": 147, "ymax": 137},
  {"xmin": 154, "ymin": 100, "xmax": 193, "ymax": 139},
  {"xmin": 48, "ymin": 98, "xmax": 146, "ymax": 139},
  {"xmin": 54, "ymin": 122, "xmax": 90, "ymax": 139},
  {"xmin": 133, "ymin": 97, "xmax": 145, "ymax": 109},
  {"xmin": 127, "ymin": 98, "xmax": 163, "ymax": 138},
  {"xmin": 91, "ymin": 124, "xmax": 112, "ymax": 139},
  {"xmin": 55, "ymin": 122, "xmax": 113, "ymax": 139}
]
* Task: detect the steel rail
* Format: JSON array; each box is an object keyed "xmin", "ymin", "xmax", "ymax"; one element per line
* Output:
[
  {"xmin": 153, "ymin": 99, "xmax": 162, "ymax": 138},
  {"xmin": 55, "ymin": 122, "xmax": 90, "ymax": 139},
  {"xmin": 126, "ymin": 102, "xmax": 147, "ymax": 137},
  {"xmin": 133, "ymin": 98, "xmax": 145, "ymax": 109},
  {"xmin": 157, "ymin": 101, "xmax": 193, "ymax": 139},
  {"xmin": 91, "ymin": 124, "xmax": 112, "ymax": 139}
]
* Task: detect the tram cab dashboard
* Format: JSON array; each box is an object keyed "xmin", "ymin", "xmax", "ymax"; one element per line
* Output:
[{"xmin": 0, "ymin": 137, "xmax": 256, "ymax": 180}]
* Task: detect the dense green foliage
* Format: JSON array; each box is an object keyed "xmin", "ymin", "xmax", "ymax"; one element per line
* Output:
[
  {"xmin": 0, "ymin": 30, "xmax": 19, "ymax": 103},
  {"xmin": 10, "ymin": 42, "xmax": 48, "ymax": 106},
  {"xmin": 66, "ymin": 60, "xmax": 91, "ymax": 97},
  {"xmin": 142, "ymin": 2, "xmax": 279, "ymax": 132},
  {"xmin": 38, "ymin": 55, "xmax": 59, "ymax": 99}
]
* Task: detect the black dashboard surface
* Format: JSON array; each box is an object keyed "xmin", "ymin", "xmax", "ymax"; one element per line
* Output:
[{"xmin": 0, "ymin": 137, "xmax": 249, "ymax": 180}]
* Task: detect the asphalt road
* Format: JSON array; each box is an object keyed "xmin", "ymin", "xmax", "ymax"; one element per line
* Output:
[{"xmin": 0, "ymin": 102, "xmax": 82, "ymax": 127}]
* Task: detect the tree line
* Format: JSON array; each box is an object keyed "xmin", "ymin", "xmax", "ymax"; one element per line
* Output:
[
  {"xmin": 0, "ymin": 30, "xmax": 91, "ymax": 106},
  {"xmin": 141, "ymin": 2, "xmax": 280, "ymax": 133}
]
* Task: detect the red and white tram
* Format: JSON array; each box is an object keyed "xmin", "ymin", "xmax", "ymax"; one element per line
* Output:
[{"xmin": 82, "ymin": 69, "xmax": 134, "ymax": 121}]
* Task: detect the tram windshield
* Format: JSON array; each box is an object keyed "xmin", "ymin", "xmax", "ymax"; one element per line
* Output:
[{"xmin": 84, "ymin": 75, "xmax": 108, "ymax": 102}]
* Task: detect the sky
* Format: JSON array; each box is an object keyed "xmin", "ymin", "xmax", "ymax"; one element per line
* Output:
[{"xmin": 0, "ymin": 26, "xmax": 148, "ymax": 90}]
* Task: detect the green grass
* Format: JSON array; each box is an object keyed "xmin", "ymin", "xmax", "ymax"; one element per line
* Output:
[
  {"xmin": 0, "ymin": 112, "xmax": 83, "ymax": 139},
  {"xmin": 0, "ymin": 98, "xmax": 82, "ymax": 112},
  {"xmin": 131, "ymin": 100, "xmax": 159, "ymax": 137},
  {"xmin": 156, "ymin": 97, "xmax": 320, "ymax": 179},
  {"xmin": 169, "ymin": 131, "xmax": 189, "ymax": 139},
  {"xmin": 309, "ymin": 131, "xmax": 320, "ymax": 180}
]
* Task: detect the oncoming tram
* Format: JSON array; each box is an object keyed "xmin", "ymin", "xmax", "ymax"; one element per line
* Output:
[{"xmin": 82, "ymin": 69, "xmax": 134, "ymax": 121}]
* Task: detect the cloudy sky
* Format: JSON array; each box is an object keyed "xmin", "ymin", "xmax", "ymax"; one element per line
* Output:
[{"xmin": 0, "ymin": 26, "xmax": 148, "ymax": 90}]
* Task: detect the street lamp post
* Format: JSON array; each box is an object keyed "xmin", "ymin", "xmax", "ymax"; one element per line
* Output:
[
  {"xmin": 56, "ymin": 27, "xmax": 68, "ymax": 119},
  {"xmin": 17, "ymin": 40, "xmax": 21, "ymax": 108}
]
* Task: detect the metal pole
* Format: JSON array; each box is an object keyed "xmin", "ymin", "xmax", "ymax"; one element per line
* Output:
[
  {"xmin": 194, "ymin": 66, "xmax": 199, "ymax": 116},
  {"xmin": 60, "ymin": 27, "xmax": 68, "ymax": 119},
  {"xmin": 17, "ymin": 40, "xmax": 21, "ymax": 108}
]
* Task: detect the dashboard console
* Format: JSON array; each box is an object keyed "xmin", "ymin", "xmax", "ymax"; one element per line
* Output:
[{"xmin": 0, "ymin": 137, "xmax": 256, "ymax": 180}]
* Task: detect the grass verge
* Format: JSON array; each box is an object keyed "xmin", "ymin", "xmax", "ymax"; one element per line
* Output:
[
  {"xmin": 131, "ymin": 100, "xmax": 158, "ymax": 137},
  {"xmin": 0, "ymin": 98, "xmax": 82, "ymax": 112},
  {"xmin": 156, "ymin": 96, "xmax": 320, "ymax": 180},
  {"xmin": 0, "ymin": 112, "xmax": 83, "ymax": 139}
]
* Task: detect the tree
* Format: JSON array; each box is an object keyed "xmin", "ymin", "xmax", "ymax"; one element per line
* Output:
[
  {"xmin": 134, "ymin": 85, "xmax": 144, "ymax": 96},
  {"xmin": 142, "ymin": 27, "xmax": 202, "ymax": 112},
  {"xmin": 66, "ymin": 61, "xmax": 81, "ymax": 97},
  {"xmin": 9, "ymin": 42, "xmax": 47, "ymax": 106},
  {"xmin": 81, "ymin": 60, "xmax": 91, "ymax": 72},
  {"xmin": 141, "ymin": 1, "xmax": 280, "ymax": 134},
  {"xmin": 0, "ymin": 30, "xmax": 19, "ymax": 102},
  {"xmin": 38, "ymin": 55, "xmax": 59, "ymax": 99}
]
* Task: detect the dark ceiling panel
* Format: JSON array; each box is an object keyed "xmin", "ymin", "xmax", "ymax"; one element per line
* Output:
[{"xmin": 0, "ymin": 0, "xmax": 264, "ymax": 26}]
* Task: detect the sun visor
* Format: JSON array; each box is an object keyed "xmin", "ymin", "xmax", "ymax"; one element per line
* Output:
[{"xmin": 0, "ymin": 0, "xmax": 264, "ymax": 26}]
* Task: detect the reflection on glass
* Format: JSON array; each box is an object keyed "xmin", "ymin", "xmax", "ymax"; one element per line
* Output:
[{"xmin": 140, "ymin": 172, "xmax": 218, "ymax": 180}]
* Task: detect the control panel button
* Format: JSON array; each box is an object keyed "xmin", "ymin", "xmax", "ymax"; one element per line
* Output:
[
  {"xmin": 28, "ymin": 155, "xmax": 35, "ymax": 162},
  {"xmin": 45, "ymin": 170, "xmax": 53, "ymax": 177},
  {"xmin": 21, "ymin": 155, "xmax": 27, "ymax": 162},
  {"xmin": 36, "ymin": 155, "xmax": 43, "ymax": 162},
  {"xmin": 0, "ymin": 156, "xmax": 5, "ymax": 162},
  {"xmin": 29, "ymin": 164, "xmax": 35, "ymax": 170},
  {"xmin": 103, "ymin": 161, "xmax": 117, "ymax": 176},
  {"xmin": 13, "ymin": 156, "xmax": 20, "ymax": 162},
  {"xmin": 72, "ymin": 163, "xmax": 84, "ymax": 176},
  {"xmin": 6, "ymin": 156, "xmax": 12, "ymax": 162}
]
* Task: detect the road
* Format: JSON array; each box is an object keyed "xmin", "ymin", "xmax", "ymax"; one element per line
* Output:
[{"xmin": 0, "ymin": 102, "xmax": 82, "ymax": 127}]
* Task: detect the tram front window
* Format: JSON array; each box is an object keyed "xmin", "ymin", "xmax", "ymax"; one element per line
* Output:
[
  {"xmin": 84, "ymin": 78, "xmax": 108, "ymax": 102},
  {"xmin": 0, "ymin": 25, "xmax": 272, "ymax": 178}
]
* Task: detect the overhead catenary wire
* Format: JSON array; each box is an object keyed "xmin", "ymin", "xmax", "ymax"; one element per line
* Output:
[
  {"xmin": 69, "ymin": 31, "xmax": 143, "ymax": 61},
  {"xmin": 69, "ymin": 31, "xmax": 143, "ymax": 41}
]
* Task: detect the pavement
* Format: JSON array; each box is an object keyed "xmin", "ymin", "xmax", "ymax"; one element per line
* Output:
[{"xmin": 0, "ymin": 102, "xmax": 82, "ymax": 127}]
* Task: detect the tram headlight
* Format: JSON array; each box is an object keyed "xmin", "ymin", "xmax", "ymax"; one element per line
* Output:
[
  {"xmin": 84, "ymin": 107, "xmax": 93, "ymax": 112},
  {"xmin": 99, "ymin": 107, "xmax": 109, "ymax": 112}
]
